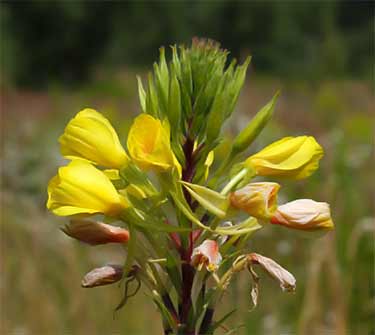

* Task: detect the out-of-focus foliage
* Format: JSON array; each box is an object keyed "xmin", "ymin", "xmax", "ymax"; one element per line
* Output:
[{"xmin": 1, "ymin": 0, "xmax": 373, "ymax": 88}]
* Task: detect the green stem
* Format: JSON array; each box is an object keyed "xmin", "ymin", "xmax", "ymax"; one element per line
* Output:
[{"xmin": 220, "ymin": 168, "xmax": 248, "ymax": 195}]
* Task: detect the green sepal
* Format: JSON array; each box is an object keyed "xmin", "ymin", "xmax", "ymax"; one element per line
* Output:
[
  {"xmin": 122, "ymin": 207, "xmax": 191, "ymax": 233},
  {"xmin": 119, "ymin": 162, "xmax": 158, "ymax": 198},
  {"xmin": 180, "ymin": 181, "xmax": 229, "ymax": 218},
  {"xmin": 213, "ymin": 217, "xmax": 261, "ymax": 236},
  {"xmin": 169, "ymin": 191, "xmax": 213, "ymax": 232}
]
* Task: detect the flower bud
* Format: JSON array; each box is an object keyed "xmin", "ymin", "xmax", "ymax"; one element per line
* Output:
[
  {"xmin": 245, "ymin": 136, "xmax": 323, "ymax": 179},
  {"xmin": 230, "ymin": 182, "xmax": 280, "ymax": 220},
  {"xmin": 248, "ymin": 253, "xmax": 296, "ymax": 292},
  {"xmin": 62, "ymin": 220, "xmax": 129, "ymax": 245},
  {"xmin": 81, "ymin": 264, "xmax": 123, "ymax": 288},
  {"xmin": 271, "ymin": 199, "xmax": 334, "ymax": 231},
  {"xmin": 59, "ymin": 109, "xmax": 129, "ymax": 169},
  {"xmin": 191, "ymin": 240, "xmax": 222, "ymax": 272}
]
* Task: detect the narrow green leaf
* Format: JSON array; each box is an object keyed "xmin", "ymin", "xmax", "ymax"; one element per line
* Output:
[
  {"xmin": 232, "ymin": 91, "xmax": 279, "ymax": 156},
  {"xmin": 137, "ymin": 76, "xmax": 146, "ymax": 112},
  {"xmin": 168, "ymin": 72, "xmax": 182, "ymax": 137},
  {"xmin": 166, "ymin": 253, "xmax": 182, "ymax": 293},
  {"xmin": 147, "ymin": 73, "xmax": 159, "ymax": 117},
  {"xmin": 208, "ymin": 309, "xmax": 236, "ymax": 333},
  {"xmin": 152, "ymin": 290, "xmax": 178, "ymax": 332}
]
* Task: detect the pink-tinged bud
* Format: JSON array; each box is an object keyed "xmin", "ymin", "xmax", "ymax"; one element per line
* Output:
[
  {"xmin": 248, "ymin": 253, "xmax": 296, "ymax": 292},
  {"xmin": 271, "ymin": 199, "xmax": 334, "ymax": 231},
  {"xmin": 191, "ymin": 240, "xmax": 222, "ymax": 272},
  {"xmin": 81, "ymin": 264, "xmax": 123, "ymax": 288},
  {"xmin": 230, "ymin": 182, "xmax": 280, "ymax": 220},
  {"xmin": 61, "ymin": 219, "xmax": 130, "ymax": 245}
]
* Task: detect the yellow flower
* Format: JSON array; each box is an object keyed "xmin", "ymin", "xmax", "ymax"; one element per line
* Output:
[
  {"xmin": 230, "ymin": 182, "xmax": 280, "ymax": 220},
  {"xmin": 59, "ymin": 109, "xmax": 129, "ymax": 169},
  {"xmin": 245, "ymin": 136, "xmax": 323, "ymax": 179},
  {"xmin": 271, "ymin": 199, "xmax": 334, "ymax": 231},
  {"xmin": 127, "ymin": 114, "xmax": 181, "ymax": 173},
  {"xmin": 47, "ymin": 160, "xmax": 129, "ymax": 216}
]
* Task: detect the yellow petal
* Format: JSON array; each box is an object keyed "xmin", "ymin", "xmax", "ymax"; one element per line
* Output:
[
  {"xmin": 246, "ymin": 136, "xmax": 323, "ymax": 179},
  {"xmin": 47, "ymin": 160, "xmax": 129, "ymax": 217},
  {"xmin": 127, "ymin": 114, "xmax": 180, "ymax": 173},
  {"xmin": 59, "ymin": 109, "xmax": 129, "ymax": 169}
]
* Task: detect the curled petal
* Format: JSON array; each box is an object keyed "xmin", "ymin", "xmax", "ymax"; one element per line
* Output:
[
  {"xmin": 62, "ymin": 219, "xmax": 129, "ymax": 245},
  {"xmin": 248, "ymin": 253, "xmax": 296, "ymax": 292}
]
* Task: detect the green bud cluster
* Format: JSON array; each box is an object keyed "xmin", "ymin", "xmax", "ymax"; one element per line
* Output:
[{"xmin": 138, "ymin": 38, "xmax": 251, "ymax": 166}]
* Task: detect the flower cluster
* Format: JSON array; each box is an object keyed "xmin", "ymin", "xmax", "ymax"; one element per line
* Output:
[{"xmin": 47, "ymin": 39, "xmax": 334, "ymax": 334}]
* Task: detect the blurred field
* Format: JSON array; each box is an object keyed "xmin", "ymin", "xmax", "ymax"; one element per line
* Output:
[{"xmin": 1, "ymin": 74, "xmax": 374, "ymax": 334}]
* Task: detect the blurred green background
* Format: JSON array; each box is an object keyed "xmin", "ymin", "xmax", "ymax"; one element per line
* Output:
[{"xmin": 1, "ymin": 1, "xmax": 374, "ymax": 334}]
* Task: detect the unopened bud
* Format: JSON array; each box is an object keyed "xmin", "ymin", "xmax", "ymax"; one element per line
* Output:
[
  {"xmin": 81, "ymin": 264, "xmax": 123, "ymax": 288},
  {"xmin": 230, "ymin": 182, "xmax": 280, "ymax": 220},
  {"xmin": 271, "ymin": 199, "xmax": 334, "ymax": 232},
  {"xmin": 248, "ymin": 253, "xmax": 296, "ymax": 292},
  {"xmin": 61, "ymin": 219, "xmax": 129, "ymax": 245}
]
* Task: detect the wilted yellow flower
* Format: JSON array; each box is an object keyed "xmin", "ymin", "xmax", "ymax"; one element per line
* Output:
[
  {"xmin": 245, "ymin": 136, "xmax": 323, "ymax": 179},
  {"xmin": 248, "ymin": 253, "xmax": 296, "ymax": 292},
  {"xmin": 230, "ymin": 182, "xmax": 280, "ymax": 220},
  {"xmin": 127, "ymin": 114, "xmax": 181, "ymax": 173},
  {"xmin": 271, "ymin": 199, "xmax": 334, "ymax": 231},
  {"xmin": 59, "ymin": 109, "xmax": 129, "ymax": 169},
  {"xmin": 191, "ymin": 240, "xmax": 222, "ymax": 272},
  {"xmin": 47, "ymin": 160, "xmax": 129, "ymax": 216}
]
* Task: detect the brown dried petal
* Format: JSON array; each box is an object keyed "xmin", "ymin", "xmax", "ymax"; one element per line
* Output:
[
  {"xmin": 248, "ymin": 253, "xmax": 296, "ymax": 292},
  {"xmin": 81, "ymin": 264, "xmax": 123, "ymax": 288},
  {"xmin": 62, "ymin": 219, "xmax": 129, "ymax": 245}
]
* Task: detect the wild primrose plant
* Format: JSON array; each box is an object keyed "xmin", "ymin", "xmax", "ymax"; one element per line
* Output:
[{"xmin": 47, "ymin": 39, "xmax": 334, "ymax": 334}]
